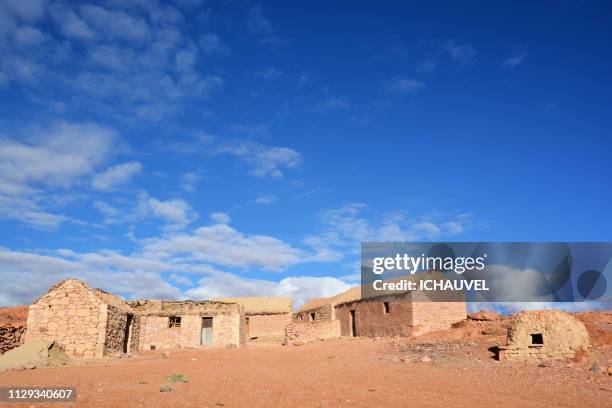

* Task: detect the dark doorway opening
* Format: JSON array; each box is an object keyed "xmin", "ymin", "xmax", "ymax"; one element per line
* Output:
[
  {"xmin": 530, "ymin": 333, "xmax": 544, "ymax": 345},
  {"xmin": 123, "ymin": 313, "xmax": 134, "ymax": 353},
  {"xmin": 350, "ymin": 310, "xmax": 356, "ymax": 337},
  {"xmin": 383, "ymin": 302, "xmax": 390, "ymax": 314},
  {"xmin": 309, "ymin": 312, "xmax": 315, "ymax": 322}
]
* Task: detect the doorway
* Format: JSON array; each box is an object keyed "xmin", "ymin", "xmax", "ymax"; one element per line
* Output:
[
  {"xmin": 123, "ymin": 314, "xmax": 134, "ymax": 353},
  {"xmin": 201, "ymin": 317, "xmax": 213, "ymax": 346},
  {"xmin": 350, "ymin": 310, "xmax": 356, "ymax": 337}
]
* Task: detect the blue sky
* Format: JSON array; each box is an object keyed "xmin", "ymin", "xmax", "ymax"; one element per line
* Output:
[{"xmin": 0, "ymin": 1, "xmax": 611, "ymax": 310}]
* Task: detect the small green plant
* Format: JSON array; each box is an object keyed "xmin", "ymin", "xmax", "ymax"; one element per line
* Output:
[
  {"xmin": 159, "ymin": 385, "xmax": 174, "ymax": 392},
  {"xmin": 166, "ymin": 373, "xmax": 189, "ymax": 383}
]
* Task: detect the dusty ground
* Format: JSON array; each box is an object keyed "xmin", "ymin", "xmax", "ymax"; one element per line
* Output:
[
  {"xmin": 0, "ymin": 306, "xmax": 27, "ymax": 327},
  {"xmin": 0, "ymin": 310, "xmax": 610, "ymax": 408}
]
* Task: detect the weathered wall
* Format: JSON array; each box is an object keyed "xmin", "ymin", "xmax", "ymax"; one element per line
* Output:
[
  {"xmin": 247, "ymin": 313, "xmax": 291, "ymax": 339},
  {"xmin": 25, "ymin": 281, "xmax": 106, "ymax": 358},
  {"xmin": 410, "ymin": 300, "xmax": 467, "ymax": 335},
  {"xmin": 0, "ymin": 326, "xmax": 26, "ymax": 355},
  {"xmin": 284, "ymin": 320, "xmax": 341, "ymax": 345},
  {"xmin": 335, "ymin": 299, "xmax": 414, "ymax": 337},
  {"xmin": 293, "ymin": 304, "xmax": 333, "ymax": 323},
  {"xmin": 138, "ymin": 308, "xmax": 243, "ymax": 349},
  {"xmin": 500, "ymin": 310, "xmax": 590, "ymax": 361},
  {"xmin": 103, "ymin": 306, "xmax": 140, "ymax": 355}
]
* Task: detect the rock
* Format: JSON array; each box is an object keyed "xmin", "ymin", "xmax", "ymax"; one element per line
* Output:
[
  {"xmin": 420, "ymin": 355, "xmax": 432, "ymax": 363},
  {"xmin": 162, "ymin": 351, "xmax": 170, "ymax": 359},
  {"xmin": 590, "ymin": 364, "xmax": 602, "ymax": 374},
  {"xmin": 468, "ymin": 311, "xmax": 503, "ymax": 321}
]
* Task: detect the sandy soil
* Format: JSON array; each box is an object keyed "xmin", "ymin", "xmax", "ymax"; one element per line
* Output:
[{"xmin": 0, "ymin": 310, "xmax": 610, "ymax": 407}]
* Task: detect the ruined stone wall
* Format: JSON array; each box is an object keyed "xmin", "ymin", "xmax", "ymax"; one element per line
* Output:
[
  {"xmin": 0, "ymin": 325, "xmax": 26, "ymax": 355},
  {"xmin": 25, "ymin": 281, "xmax": 106, "ymax": 358},
  {"xmin": 335, "ymin": 299, "xmax": 414, "ymax": 337},
  {"xmin": 284, "ymin": 320, "xmax": 341, "ymax": 345},
  {"xmin": 293, "ymin": 304, "xmax": 333, "ymax": 323},
  {"xmin": 247, "ymin": 313, "xmax": 291, "ymax": 339},
  {"xmin": 138, "ymin": 311, "xmax": 242, "ymax": 349},
  {"xmin": 500, "ymin": 310, "xmax": 590, "ymax": 362},
  {"xmin": 410, "ymin": 300, "xmax": 467, "ymax": 335}
]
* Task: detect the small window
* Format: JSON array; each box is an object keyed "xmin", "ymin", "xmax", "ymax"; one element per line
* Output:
[
  {"xmin": 168, "ymin": 316, "xmax": 181, "ymax": 328},
  {"xmin": 383, "ymin": 302, "xmax": 390, "ymax": 314},
  {"xmin": 530, "ymin": 333, "xmax": 543, "ymax": 345},
  {"xmin": 309, "ymin": 312, "xmax": 315, "ymax": 322},
  {"xmin": 299, "ymin": 315, "xmax": 303, "ymax": 322}
]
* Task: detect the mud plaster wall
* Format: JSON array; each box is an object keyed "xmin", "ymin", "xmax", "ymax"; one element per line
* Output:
[
  {"xmin": 410, "ymin": 301, "xmax": 467, "ymax": 334},
  {"xmin": 0, "ymin": 326, "xmax": 26, "ymax": 355},
  {"xmin": 293, "ymin": 304, "xmax": 333, "ymax": 323},
  {"xmin": 501, "ymin": 311, "xmax": 590, "ymax": 361},
  {"xmin": 284, "ymin": 319, "xmax": 341, "ymax": 345},
  {"xmin": 139, "ymin": 312, "xmax": 242, "ymax": 349},
  {"xmin": 335, "ymin": 300, "xmax": 414, "ymax": 337},
  {"xmin": 247, "ymin": 313, "xmax": 291, "ymax": 339},
  {"xmin": 25, "ymin": 281, "xmax": 106, "ymax": 358}
]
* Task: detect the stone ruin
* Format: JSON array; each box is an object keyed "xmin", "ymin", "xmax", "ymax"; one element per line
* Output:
[
  {"xmin": 0, "ymin": 307, "xmax": 27, "ymax": 355},
  {"xmin": 498, "ymin": 310, "xmax": 590, "ymax": 362}
]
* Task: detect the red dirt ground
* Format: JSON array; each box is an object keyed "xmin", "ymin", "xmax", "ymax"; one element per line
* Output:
[
  {"xmin": 0, "ymin": 306, "xmax": 27, "ymax": 327},
  {"xmin": 1, "ymin": 310, "xmax": 611, "ymax": 407}
]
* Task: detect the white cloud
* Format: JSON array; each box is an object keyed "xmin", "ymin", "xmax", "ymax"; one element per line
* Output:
[
  {"xmin": 140, "ymin": 223, "xmax": 309, "ymax": 271},
  {"xmin": 92, "ymin": 161, "xmax": 142, "ymax": 191},
  {"xmin": 199, "ymin": 33, "xmax": 230, "ymax": 55},
  {"xmin": 147, "ymin": 197, "xmax": 196, "ymax": 228},
  {"xmin": 254, "ymin": 194, "xmax": 276, "ymax": 205},
  {"xmin": 210, "ymin": 212, "xmax": 231, "ymax": 224},
  {"xmin": 385, "ymin": 78, "xmax": 426, "ymax": 93},
  {"xmin": 246, "ymin": 5, "xmax": 284, "ymax": 47},
  {"xmin": 501, "ymin": 53, "xmax": 527, "ymax": 69},
  {"xmin": 417, "ymin": 40, "xmax": 476, "ymax": 72},
  {"xmin": 252, "ymin": 67, "xmax": 283, "ymax": 80},
  {"xmin": 186, "ymin": 272, "xmax": 351, "ymax": 309},
  {"xmin": 311, "ymin": 96, "xmax": 349, "ymax": 112},
  {"xmin": 79, "ymin": 4, "xmax": 150, "ymax": 42},
  {"xmin": 0, "ymin": 121, "xmax": 117, "ymax": 228},
  {"xmin": 214, "ymin": 140, "xmax": 302, "ymax": 179},
  {"xmin": 179, "ymin": 171, "xmax": 200, "ymax": 193}
]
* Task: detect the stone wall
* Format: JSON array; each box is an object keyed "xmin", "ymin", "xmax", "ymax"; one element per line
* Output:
[
  {"xmin": 103, "ymin": 306, "xmax": 140, "ymax": 355},
  {"xmin": 0, "ymin": 325, "xmax": 26, "ymax": 355},
  {"xmin": 499, "ymin": 310, "xmax": 590, "ymax": 362},
  {"xmin": 247, "ymin": 313, "xmax": 291, "ymax": 339},
  {"xmin": 293, "ymin": 304, "xmax": 333, "ymax": 323},
  {"xmin": 136, "ymin": 302, "xmax": 244, "ymax": 349},
  {"xmin": 25, "ymin": 280, "xmax": 107, "ymax": 358},
  {"xmin": 335, "ymin": 299, "xmax": 414, "ymax": 337},
  {"xmin": 284, "ymin": 320, "xmax": 341, "ymax": 345},
  {"xmin": 411, "ymin": 301, "xmax": 467, "ymax": 335}
]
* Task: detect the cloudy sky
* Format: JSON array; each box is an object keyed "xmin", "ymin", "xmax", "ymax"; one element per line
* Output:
[{"xmin": 1, "ymin": 1, "xmax": 611, "ymax": 309}]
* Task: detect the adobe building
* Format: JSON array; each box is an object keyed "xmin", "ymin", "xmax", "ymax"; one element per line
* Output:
[
  {"xmin": 498, "ymin": 310, "xmax": 591, "ymax": 362},
  {"xmin": 25, "ymin": 279, "xmax": 139, "ymax": 358},
  {"xmin": 213, "ymin": 297, "xmax": 292, "ymax": 341},
  {"xmin": 287, "ymin": 273, "xmax": 467, "ymax": 344},
  {"xmin": 128, "ymin": 299, "xmax": 246, "ymax": 350}
]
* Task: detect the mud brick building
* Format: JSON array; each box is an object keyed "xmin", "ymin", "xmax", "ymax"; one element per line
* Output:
[
  {"xmin": 288, "ymin": 273, "xmax": 466, "ymax": 344},
  {"xmin": 129, "ymin": 299, "xmax": 245, "ymax": 349},
  {"xmin": 25, "ymin": 279, "xmax": 139, "ymax": 358},
  {"xmin": 498, "ymin": 310, "xmax": 591, "ymax": 362},
  {"xmin": 213, "ymin": 297, "xmax": 292, "ymax": 341}
]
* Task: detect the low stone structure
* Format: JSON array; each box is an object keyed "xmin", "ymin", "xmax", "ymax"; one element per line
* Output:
[
  {"xmin": 25, "ymin": 279, "xmax": 139, "ymax": 358},
  {"xmin": 214, "ymin": 297, "xmax": 292, "ymax": 341},
  {"xmin": 0, "ymin": 326, "xmax": 26, "ymax": 355},
  {"xmin": 129, "ymin": 300, "xmax": 245, "ymax": 349},
  {"xmin": 498, "ymin": 310, "xmax": 590, "ymax": 362},
  {"xmin": 284, "ymin": 320, "xmax": 341, "ymax": 345}
]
